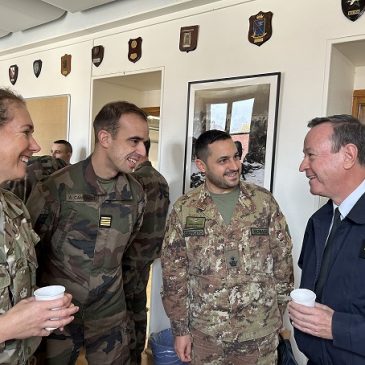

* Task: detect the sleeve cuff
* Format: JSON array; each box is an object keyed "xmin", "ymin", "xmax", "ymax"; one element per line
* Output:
[
  {"xmin": 332, "ymin": 311, "xmax": 350, "ymax": 349},
  {"xmin": 170, "ymin": 320, "xmax": 190, "ymax": 337}
]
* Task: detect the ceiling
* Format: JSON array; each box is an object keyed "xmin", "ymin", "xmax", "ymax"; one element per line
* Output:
[{"xmin": 0, "ymin": 0, "xmax": 119, "ymax": 39}]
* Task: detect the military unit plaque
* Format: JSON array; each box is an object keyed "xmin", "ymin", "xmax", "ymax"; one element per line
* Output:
[
  {"xmin": 61, "ymin": 54, "xmax": 72, "ymax": 76},
  {"xmin": 128, "ymin": 37, "xmax": 142, "ymax": 63},
  {"xmin": 342, "ymin": 0, "xmax": 365, "ymax": 21},
  {"xmin": 179, "ymin": 25, "xmax": 199, "ymax": 52},
  {"xmin": 9, "ymin": 65, "xmax": 18, "ymax": 85},
  {"xmin": 92, "ymin": 45, "xmax": 104, "ymax": 67},
  {"xmin": 33, "ymin": 60, "xmax": 42, "ymax": 78},
  {"xmin": 248, "ymin": 11, "xmax": 273, "ymax": 46}
]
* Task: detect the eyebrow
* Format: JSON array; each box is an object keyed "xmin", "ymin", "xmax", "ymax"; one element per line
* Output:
[{"xmin": 21, "ymin": 124, "xmax": 35, "ymax": 132}]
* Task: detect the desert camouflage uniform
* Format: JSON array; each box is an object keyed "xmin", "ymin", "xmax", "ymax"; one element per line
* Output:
[
  {"xmin": 1, "ymin": 156, "xmax": 67, "ymax": 203},
  {"xmin": 26, "ymin": 156, "xmax": 146, "ymax": 365},
  {"xmin": 0, "ymin": 188, "xmax": 41, "ymax": 364},
  {"xmin": 161, "ymin": 182, "xmax": 294, "ymax": 364},
  {"xmin": 124, "ymin": 160, "xmax": 169, "ymax": 364}
]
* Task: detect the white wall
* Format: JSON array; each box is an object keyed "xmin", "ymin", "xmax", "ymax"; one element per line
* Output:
[
  {"xmin": 354, "ymin": 66, "xmax": 365, "ymax": 89},
  {"xmin": 2, "ymin": 0, "xmax": 365, "ymax": 363},
  {"xmin": 327, "ymin": 47, "xmax": 354, "ymax": 116}
]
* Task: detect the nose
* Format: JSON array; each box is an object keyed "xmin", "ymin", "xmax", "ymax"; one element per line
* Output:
[
  {"xmin": 228, "ymin": 158, "xmax": 240, "ymax": 171},
  {"xmin": 137, "ymin": 141, "xmax": 147, "ymax": 156},
  {"xmin": 30, "ymin": 135, "xmax": 41, "ymax": 154},
  {"xmin": 299, "ymin": 157, "xmax": 308, "ymax": 172}
]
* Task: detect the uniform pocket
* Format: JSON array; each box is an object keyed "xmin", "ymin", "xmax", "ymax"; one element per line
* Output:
[
  {"xmin": 245, "ymin": 233, "xmax": 274, "ymax": 275},
  {"xmin": 12, "ymin": 257, "xmax": 35, "ymax": 302},
  {"xmin": 0, "ymin": 265, "xmax": 11, "ymax": 312},
  {"xmin": 51, "ymin": 208, "xmax": 77, "ymax": 255}
]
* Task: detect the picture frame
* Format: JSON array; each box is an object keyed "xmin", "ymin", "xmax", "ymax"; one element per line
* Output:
[{"xmin": 183, "ymin": 72, "xmax": 281, "ymax": 193}]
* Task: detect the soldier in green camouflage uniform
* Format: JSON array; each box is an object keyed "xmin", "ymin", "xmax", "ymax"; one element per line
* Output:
[
  {"xmin": 124, "ymin": 139, "xmax": 170, "ymax": 364},
  {"xmin": 0, "ymin": 88, "xmax": 78, "ymax": 364},
  {"xmin": 1, "ymin": 155, "xmax": 67, "ymax": 203},
  {"xmin": 26, "ymin": 101, "xmax": 149, "ymax": 365},
  {"xmin": 161, "ymin": 130, "xmax": 294, "ymax": 364}
]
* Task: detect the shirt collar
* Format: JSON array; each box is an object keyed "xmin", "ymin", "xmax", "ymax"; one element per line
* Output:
[{"xmin": 336, "ymin": 179, "xmax": 365, "ymax": 219}]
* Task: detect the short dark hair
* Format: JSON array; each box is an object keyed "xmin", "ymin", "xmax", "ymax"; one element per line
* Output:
[
  {"xmin": 93, "ymin": 101, "xmax": 147, "ymax": 143},
  {"xmin": 0, "ymin": 88, "xmax": 26, "ymax": 127},
  {"xmin": 144, "ymin": 139, "xmax": 151, "ymax": 156},
  {"xmin": 308, "ymin": 114, "xmax": 365, "ymax": 165},
  {"xmin": 53, "ymin": 139, "xmax": 73, "ymax": 154},
  {"xmin": 195, "ymin": 129, "xmax": 232, "ymax": 162}
]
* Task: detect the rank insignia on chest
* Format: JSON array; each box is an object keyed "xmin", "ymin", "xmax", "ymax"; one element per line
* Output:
[
  {"xmin": 183, "ymin": 216, "xmax": 205, "ymax": 237},
  {"xmin": 250, "ymin": 227, "xmax": 269, "ymax": 236},
  {"xmin": 225, "ymin": 249, "xmax": 240, "ymax": 269},
  {"xmin": 99, "ymin": 215, "xmax": 112, "ymax": 228}
]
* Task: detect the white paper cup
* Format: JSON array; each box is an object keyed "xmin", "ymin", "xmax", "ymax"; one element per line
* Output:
[
  {"xmin": 290, "ymin": 288, "xmax": 316, "ymax": 307},
  {"xmin": 34, "ymin": 285, "xmax": 65, "ymax": 330}
]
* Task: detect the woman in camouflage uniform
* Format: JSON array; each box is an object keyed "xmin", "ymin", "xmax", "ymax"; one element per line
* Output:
[{"xmin": 0, "ymin": 88, "xmax": 78, "ymax": 365}]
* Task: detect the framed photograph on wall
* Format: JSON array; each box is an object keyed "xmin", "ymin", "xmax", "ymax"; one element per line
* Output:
[{"xmin": 183, "ymin": 72, "xmax": 281, "ymax": 193}]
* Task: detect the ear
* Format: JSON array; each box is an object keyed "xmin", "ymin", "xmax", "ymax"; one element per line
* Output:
[
  {"xmin": 195, "ymin": 158, "xmax": 206, "ymax": 173},
  {"xmin": 342, "ymin": 143, "xmax": 358, "ymax": 169},
  {"xmin": 98, "ymin": 129, "xmax": 111, "ymax": 148}
]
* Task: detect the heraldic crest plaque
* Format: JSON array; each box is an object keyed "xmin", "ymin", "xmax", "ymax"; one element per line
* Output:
[
  {"xmin": 248, "ymin": 11, "xmax": 273, "ymax": 46},
  {"xmin": 33, "ymin": 60, "xmax": 42, "ymax": 78},
  {"xmin": 179, "ymin": 25, "xmax": 199, "ymax": 52},
  {"xmin": 128, "ymin": 37, "xmax": 142, "ymax": 63},
  {"xmin": 342, "ymin": 0, "xmax": 365, "ymax": 21},
  {"xmin": 92, "ymin": 45, "xmax": 104, "ymax": 67},
  {"xmin": 9, "ymin": 65, "xmax": 18, "ymax": 85},
  {"xmin": 61, "ymin": 54, "xmax": 72, "ymax": 76}
]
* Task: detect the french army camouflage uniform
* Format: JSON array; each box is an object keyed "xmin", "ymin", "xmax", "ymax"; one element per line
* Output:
[
  {"xmin": 0, "ymin": 188, "xmax": 41, "ymax": 364},
  {"xmin": 124, "ymin": 160, "xmax": 169, "ymax": 364},
  {"xmin": 161, "ymin": 182, "xmax": 294, "ymax": 364},
  {"xmin": 1, "ymin": 155, "xmax": 67, "ymax": 203},
  {"xmin": 26, "ymin": 156, "xmax": 146, "ymax": 365}
]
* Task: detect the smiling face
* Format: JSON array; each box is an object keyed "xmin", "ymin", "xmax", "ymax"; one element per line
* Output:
[
  {"xmin": 196, "ymin": 138, "xmax": 241, "ymax": 194},
  {"xmin": 299, "ymin": 122, "xmax": 346, "ymax": 203},
  {"xmin": 0, "ymin": 103, "xmax": 41, "ymax": 183},
  {"xmin": 104, "ymin": 112, "xmax": 149, "ymax": 176}
]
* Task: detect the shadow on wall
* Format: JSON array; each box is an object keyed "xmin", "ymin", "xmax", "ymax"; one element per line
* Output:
[
  {"xmin": 167, "ymin": 142, "xmax": 185, "ymax": 197},
  {"xmin": 74, "ymin": 147, "xmax": 87, "ymax": 163}
]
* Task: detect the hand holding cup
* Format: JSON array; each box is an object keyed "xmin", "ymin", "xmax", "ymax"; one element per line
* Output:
[{"xmin": 34, "ymin": 285, "xmax": 66, "ymax": 330}]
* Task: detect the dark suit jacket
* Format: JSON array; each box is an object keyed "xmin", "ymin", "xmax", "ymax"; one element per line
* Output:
[{"xmin": 295, "ymin": 194, "xmax": 365, "ymax": 364}]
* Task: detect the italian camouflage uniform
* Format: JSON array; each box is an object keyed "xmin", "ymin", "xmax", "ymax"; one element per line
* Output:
[
  {"xmin": 26, "ymin": 156, "xmax": 146, "ymax": 365},
  {"xmin": 0, "ymin": 188, "xmax": 41, "ymax": 364},
  {"xmin": 1, "ymin": 156, "xmax": 67, "ymax": 203},
  {"xmin": 124, "ymin": 160, "xmax": 169, "ymax": 364},
  {"xmin": 161, "ymin": 182, "xmax": 294, "ymax": 364}
]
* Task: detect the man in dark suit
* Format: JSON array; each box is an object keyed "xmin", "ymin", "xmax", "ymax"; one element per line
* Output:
[{"xmin": 289, "ymin": 114, "xmax": 365, "ymax": 364}]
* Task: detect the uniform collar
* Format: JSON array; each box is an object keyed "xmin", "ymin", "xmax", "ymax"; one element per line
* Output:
[
  {"xmin": 83, "ymin": 156, "xmax": 134, "ymax": 201},
  {"xmin": 195, "ymin": 181, "xmax": 254, "ymax": 212}
]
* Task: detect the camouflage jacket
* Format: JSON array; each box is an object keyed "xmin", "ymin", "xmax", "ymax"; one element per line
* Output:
[
  {"xmin": 126, "ymin": 161, "xmax": 170, "ymax": 266},
  {"xmin": 0, "ymin": 189, "xmax": 41, "ymax": 364},
  {"xmin": 161, "ymin": 182, "xmax": 294, "ymax": 342},
  {"xmin": 26, "ymin": 156, "xmax": 146, "ymax": 322},
  {"xmin": 123, "ymin": 160, "xmax": 170, "ymax": 300},
  {"xmin": 1, "ymin": 155, "xmax": 67, "ymax": 203}
]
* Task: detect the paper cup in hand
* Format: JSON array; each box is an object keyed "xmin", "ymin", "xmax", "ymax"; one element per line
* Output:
[
  {"xmin": 290, "ymin": 288, "xmax": 316, "ymax": 307},
  {"xmin": 34, "ymin": 285, "xmax": 65, "ymax": 330}
]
